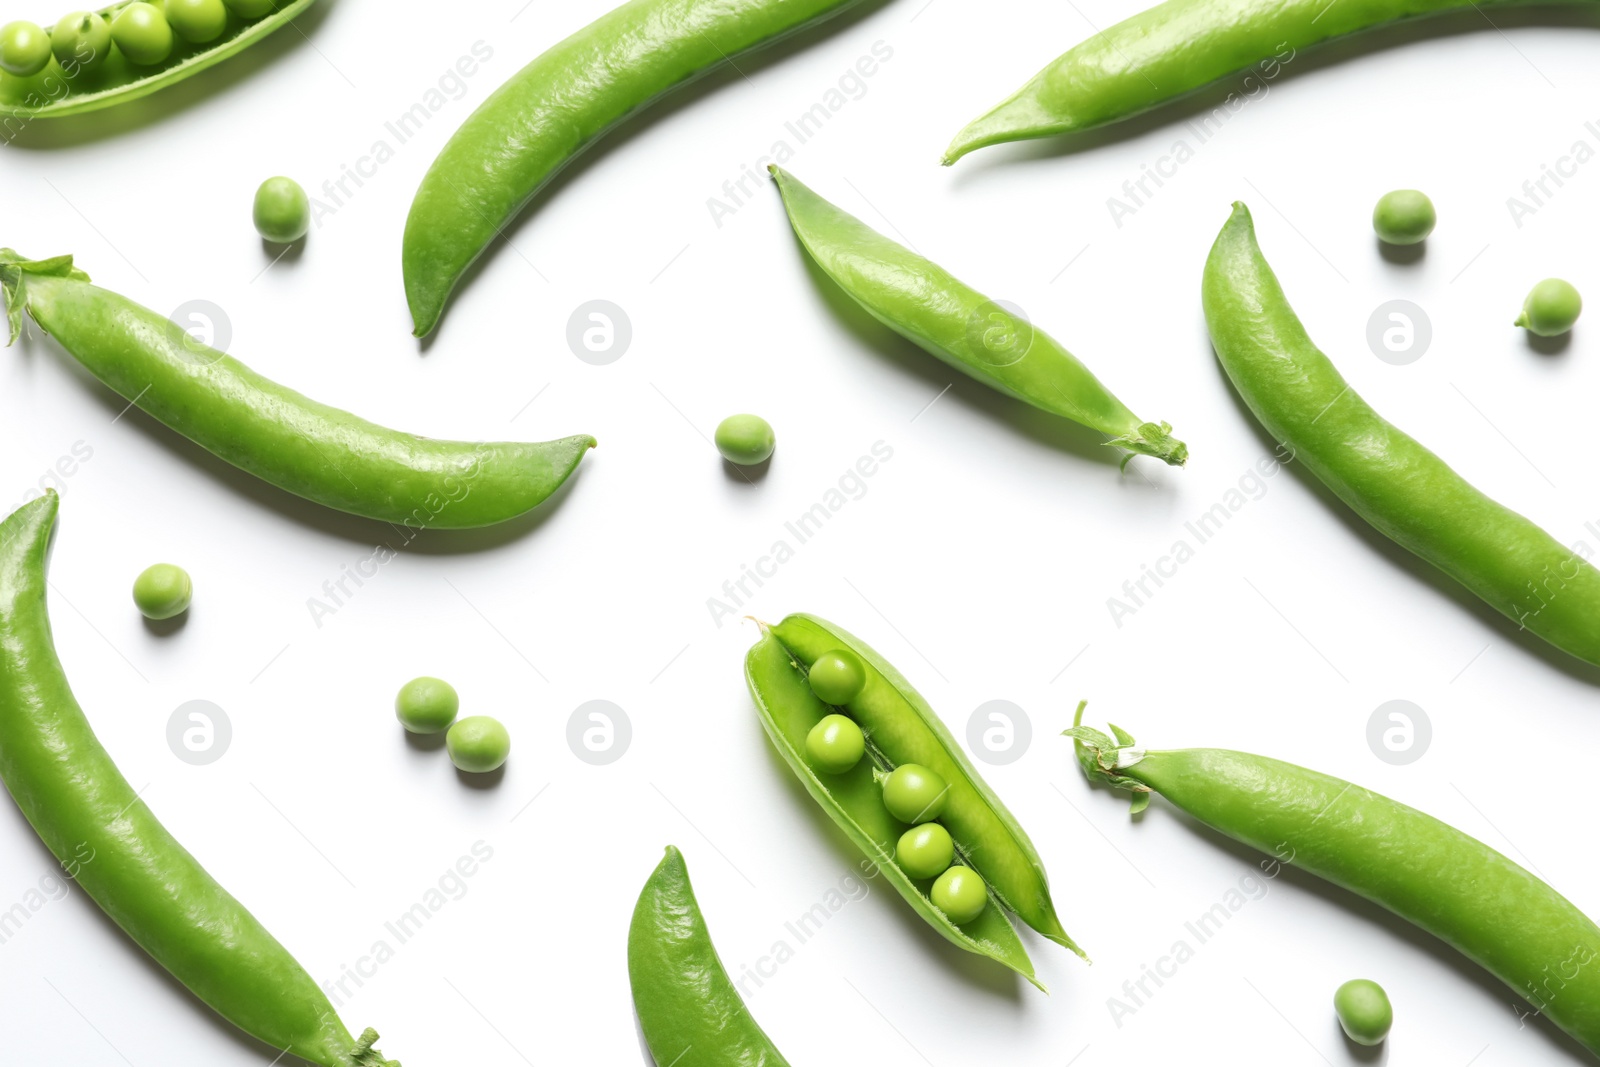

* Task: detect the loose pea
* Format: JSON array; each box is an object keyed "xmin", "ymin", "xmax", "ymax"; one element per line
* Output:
[
  {"xmin": 394, "ymin": 677, "xmax": 459, "ymax": 734},
  {"xmin": 1371, "ymin": 189, "xmax": 1435, "ymax": 246},
  {"xmin": 165, "ymin": 0, "xmax": 228, "ymax": 43},
  {"xmin": 1333, "ymin": 978, "xmax": 1392, "ymax": 1046},
  {"xmin": 882, "ymin": 764, "xmax": 949, "ymax": 823},
  {"xmin": 807, "ymin": 648, "xmax": 865, "ymax": 705},
  {"xmin": 714, "ymin": 414, "xmax": 775, "ymax": 466},
  {"xmin": 1515, "ymin": 278, "xmax": 1582, "ymax": 337},
  {"xmin": 896, "ymin": 823, "xmax": 954, "ymax": 880},
  {"xmin": 804, "ymin": 713, "xmax": 864, "ymax": 773},
  {"xmin": 132, "ymin": 563, "xmax": 192, "ymax": 620},
  {"xmin": 447, "ymin": 715, "xmax": 510, "ymax": 773},
  {"xmin": 930, "ymin": 865, "xmax": 986, "ymax": 924},
  {"xmin": 253, "ymin": 176, "xmax": 310, "ymax": 244},
  {"xmin": 223, "ymin": 0, "xmax": 277, "ymax": 16},
  {"xmin": 52, "ymin": 13, "xmax": 113, "ymax": 72},
  {"xmin": 0, "ymin": 21, "xmax": 52, "ymax": 77},
  {"xmin": 111, "ymin": 3, "xmax": 174, "ymax": 66}
]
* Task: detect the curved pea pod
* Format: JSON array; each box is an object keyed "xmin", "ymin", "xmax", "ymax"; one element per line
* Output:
[
  {"xmin": 769, "ymin": 166, "xmax": 1186, "ymax": 467},
  {"xmin": 2, "ymin": 250, "xmax": 594, "ymax": 529},
  {"xmin": 629, "ymin": 846, "xmax": 791, "ymax": 1067},
  {"xmin": 747, "ymin": 613, "xmax": 1084, "ymax": 988},
  {"xmin": 0, "ymin": 0, "xmax": 317, "ymax": 121}
]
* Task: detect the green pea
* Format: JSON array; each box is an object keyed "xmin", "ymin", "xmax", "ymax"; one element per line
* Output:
[
  {"xmin": 1371, "ymin": 189, "xmax": 1435, "ymax": 246},
  {"xmin": 447, "ymin": 715, "xmax": 510, "ymax": 773},
  {"xmin": 804, "ymin": 713, "xmax": 864, "ymax": 773},
  {"xmin": 394, "ymin": 676, "xmax": 459, "ymax": 734},
  {"xmin": 223, "ymin": 0, "xmax": 278, "ymax": 16},
  {"xmin": 896, "ymin": 822, "xmax": 954, "ymax": 880},
  {"xmin": 253, "ymin": 176, "xmax": 310, "ymax": 244},
  {"xmin": 1515, "ymin": 278, "xmax": 1582, "ymax": 337},
  {"xmin": 807, "ymin": 648, "xmax": 865, "ymax": 705},
  {"xmin": 111, "ymin": 3, "xmax": 174, "ymax": 66},
  {"xmin": 882, "ymin": 764, "xmax": 949, "ymax": 823},
  {"xmin": 52, "ymin": 13, "xmax": 113, "ymax": 72},
  {"xmin": 1333, "ymin": 978, "xmax": 1392, "ymax": 1046},
  {"xmin": 132, "ymin": 563, "xmax": 192, "ymax": 620},
  {"xmin": 714, "ymin": 414, "xmax": 774, "ymax": 466},
  {"xmin": 930, "ymin": 865, "xmax": 986, "ymax": 924},
  {"xmin": 0, "ymin": 21, "xmax": 52, "ymax": 77},
  {"xmin": 165, "ymin": 0, "xmax": 228, "ymax": 43}
]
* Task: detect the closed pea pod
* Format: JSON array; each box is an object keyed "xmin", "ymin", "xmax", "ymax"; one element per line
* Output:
[
  {"xmin": 1203, "ymin": 204, "xmax": 1600, "ymax": 667},
  {"xmin": 0, "ymin": 495, "xmax": 397, "ymax": 1065},
  {"xmin": 2, "ymin": 251, "xmax": 593, "ymax": 528}
]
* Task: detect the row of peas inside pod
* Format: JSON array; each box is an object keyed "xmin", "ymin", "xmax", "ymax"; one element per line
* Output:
[
  {"xmin": 1, "ymin": 0, "xmax": 277, "ymax": 78},
  {"xmin": 802, "ymin": 648, "xmax": 989, "ymax": 924}
]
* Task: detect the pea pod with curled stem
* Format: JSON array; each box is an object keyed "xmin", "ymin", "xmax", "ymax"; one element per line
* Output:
[
  {"xmin": 0, "ymin": 0, "xmax": 317, "ymax": 120},
  {"xmin": 1202, "ymin": 204, "xmax": 1600, "ymax": 667},
  {"xmin": 1064, "ymin": 704, "xmax": 1600, "ymax": 1053},
  {"xmin": 2, "ymin": 250, "xmax": 593, "ymax": 529},
  {"xmin": 402, "ymin": 0, "xmax": 863, "ymax": 337},
  {"xmin": 746, "ymin": 613, "xmax": 1083, "ymax": 988},
  {"xmin": 769, "ymin": 166, "xmax": 1186, "ymax": 467},
  {"xmin": 0, "ymin": 493, "xmax": 396, "ymax": 1066},
  {"xmin": 629, "ymin": 846, "xmax": 791, "ymax": 1067}
]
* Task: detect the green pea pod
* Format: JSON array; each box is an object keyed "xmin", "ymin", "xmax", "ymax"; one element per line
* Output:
[
  {"xmin": 747, "ymin": 614, "xmax": 1083, "ymax": 989},
  {"xmin": 769, "ymin": 166, "xmax": 1186, "ymax": 467},
  {"xmin": 0, "ymin": 0, "xmax": 316, "ymax": 121},
  {"xmin": 0, "ymin": 493, "xmax": 395, "ymax": 1066},
  {"xmin": 1065, "ymin": 706, "xmax": 1600, "ymax": 1053},
  {"xmin": 1202, "ymin": 204, "xmax": 1600, "ymax": 667},
  {"xmin": 628, "ymin": 846, "xmax": 791, "ymax": 1067},
  {"xmin": 944, "ymin": 0, "xmax": 1439, "ymax": 161},
  {"xmin": 401, "ymin": 0, "xmax": 860, "ymax": 337},
  {"xmin": 2, "ymin": 250, "xmax": 594, "ymax": 529}
]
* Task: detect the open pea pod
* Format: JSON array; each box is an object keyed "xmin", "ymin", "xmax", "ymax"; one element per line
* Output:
[{"xmin": 0, "ymin": 0, "xmax": 316, "ymax": 120}]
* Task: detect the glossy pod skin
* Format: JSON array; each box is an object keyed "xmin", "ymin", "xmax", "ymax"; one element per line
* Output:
[
  {"xmin": 628, "ymin": 846, "xmax": 791, "ymax": 1067},
  {"xmin": 0, "ymin": 495, "xmax": 396, "ymax": 1066},
  {"xmin": 746, "ymin": 613, "xmax": 1081, "ymax": 988},
  {"xmin": 1202, "ymin": 204, "xmax": 1600, "ymax": 666},
  {"xmin": 944, "ymin": 0, "xmax": 1470, "ymax": 161},
  {"xmin": 402, "ymin": 0, "xmax": 859, "ymax": 337},
  {"xmin": 3, "ymin": 251, "xmax": 594, "ymax": 529},
  {"xmin": 0, "ymin": 0, "xmax": 315, "ymax": 120},
  {"xmin": 770, "ymin": 166, "xmax": 1186, "ymax": 467},
  {"xmin": 1066, "ymin": 711, "xmax": 1600, "ymax": 1054}
]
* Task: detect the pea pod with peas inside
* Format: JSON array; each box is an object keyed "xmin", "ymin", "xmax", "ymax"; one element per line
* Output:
[
  {"xmin": 769, "ymin": 166, "xmax": 1186, "ymax": 467},
  {"xmin": 746, "ymin": 614, "xmax": 1082, "ymax": 988},
  {"xmin": 1065, "ymin": 705, "xmax": 1600, "ymax": 1054},
  {"xmin": 2, "ymin": 250, "xmax": 594, "ymax": 528},
  {"xmin": 1, "ymin": 0, "xmax": 316, "ymax": 121},
  {"xmin": 0, "ymin": 494, "xmax": 397, "ymax": 1066}
]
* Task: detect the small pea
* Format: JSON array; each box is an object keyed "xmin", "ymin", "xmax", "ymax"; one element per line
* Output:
[
  {"xmin": 808, "ymin": 648, "xmax": 866, "ymax": 705},
  {"xmin": 896, "ymin": 822, "xmax": 954, "ymax": 880},
  {"xmin": 222, "ymin": 0, "xmax": 277, "ymax": 16},
  {"xmin": 930, "ymin": 865, "xmax": 986, "ymax": 924},
  {"xmin": 111, "ymin": 3, "xmax": 174, "ymax": 66},
  {"xmin": 882, "ymin": 764, "xmax": 949, "ymax": 823},
  {"xmin": 394, "ymin": 676, "xmax": 459, "ymax": 734},
  {"xmin": 253, "ymin": 176, "xmax": 310, "ymax": 244},
  {"xmin": 714, "ymin": 413, "xmax": 775, "ymax": 466},
  {"xmin": 132, "ymin": 563, "xmax": 192, "ymax": 620},
  {"xmin": 447, "ymin": 715, "xmax": 510, "ymax": 773},
  {"xmin": 805, "ymin": 713, "xmax": 864, "ymax": 773},
  {"xmin": 1515, "ymin": 278, "xmax": 1582, "ymax": 337},
  {"xmin": 165, "ymin": 0, "xmax": 228, "ymax": 43},
  {"xmin": 1333, "ymin": 978, "xmax": 1393, "ymax": 1046},
  {"xmin": 52, "ymin": 13, "xmax": 113, "ymax": 72},
  {"xmin": 0, "ymin": 21, "xmax": 52, "ymax": 77},
  {"xmin": 1372, "ymin": 190, "xmax": 1435, "ymax": 246}
]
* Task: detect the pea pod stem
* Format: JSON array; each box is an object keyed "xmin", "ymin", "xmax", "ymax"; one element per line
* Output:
[{"xmin": 0, "ymin": 494, "xmax": 395, "ymax": 1067}]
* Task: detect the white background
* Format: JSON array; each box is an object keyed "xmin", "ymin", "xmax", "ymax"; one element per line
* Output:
[{"xmin": 1, "ymin": 0, "xmax": 1599, "ymax": 1063}]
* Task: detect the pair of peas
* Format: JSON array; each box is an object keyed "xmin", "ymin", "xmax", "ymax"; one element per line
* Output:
[
  {"xmin": 0, "ymin": 1, "xmax": 266, "ymax": 77},
  {"xmin": 395, "ymin": 677, "xmax": 511, "ymax": 774},
  {"xmin": 802, "ymin": 648, "xmax": 988, "ymax": 925}
]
